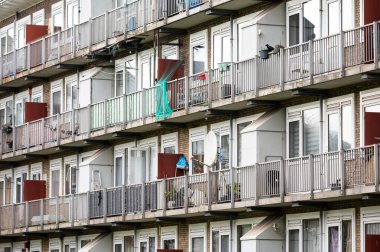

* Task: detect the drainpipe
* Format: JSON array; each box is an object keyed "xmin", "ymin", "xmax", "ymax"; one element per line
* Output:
[
  {"xmin": 229, "ymin": 116, "xmax": 234, "ymax": 208},
  {"xmin": 320, "ymin": 209, "xmax": 323, "ymax": 252},
  {"xmin": 229, "ymin": 216, "xmax": 233, "ymax": 252}
]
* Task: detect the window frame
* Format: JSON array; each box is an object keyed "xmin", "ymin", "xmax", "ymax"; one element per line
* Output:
[
  {"xmin": 211, "ymin": 22, "xmax": 231, "ymax": 68},
  {"xmin": 51, "ymin": 80, "xmax": 63, "ymax": 115},
  {"xmin": 137, "ymin": 228, "xmax": 157, "ymax": 252},
  {"xmin": 14, "ymin": 166, "xmax": 28, "ymax": 203},
  {"xmin": 65, "ymin": 75, "xmax": 78, "ymax": 112},
  {"xmin": 113, "ymin": 230, "xmax": 135, "ymax": 252},
  {"xmin": 161, "ymin": 226, "xmax": 178, "ymax": 249},
  {"xmin": 31, "ymin": 162, "xmax": 42, "ymax": 181},
  {"xmin": 51, "ymin": 1, "xmax": 64, "ymax": 32},
  {"xmin": 210, "ymin": 221, "xmax": 231, "ymax": 252},
  {"xmin": 189, "ymin": 30, "xmax": 208, "ymax": 75},
  {"xmin": 0, "ymin": 169, "xmax": 12, "ymax": 206},
  {"xmin": 234, "ymin": 217, "xmax": 265, "ymax": 252},
  {"xmin": 161, "ymin": 132, "xmax": 178, "ymax": 154},
  {"xmin": 211, "ymin": 121, "xmax": 230, "ymax": 171},
  {"xmin": 189, "ymin": 223, "xmax": 207, "ymax": 252},
  {"xmin": 50, "ymin": 159, "xmax": 62, "ymax": 197},
  {"xmin": 64, "ymin": 155, "xmax": 78, "ymax": 195},
  {"xmin": 189, "ymin": 126, "xmax": 207, "ymax": 175},
  {"xmin": 360, "ymin": 87, "xmax": 380, "ymax": 146},
  {"xmin": 49, "ymin": 238, "xmax": 61, "ymax": 252}
]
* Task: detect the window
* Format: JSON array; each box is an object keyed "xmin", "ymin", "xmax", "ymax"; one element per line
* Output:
[
  {"xmin": 287, "ymin": 214, "xmax": 320, "ymax": 252},
  {"xmin": 16, "ymin": 17, "xmax": 30, "ymax": 49},
  {"xmin": 52, "ymin": 1, "xmax": 64, "ymax": 30},
  {"xmin": 51, "ymin": 81, "xmax": 62, "ymax": 115},
  {"xmin": 287, "ymin": 0, "xmax": 320, "ymax": 46},
  {"xmin": 190, "ymin": 127, "xmax": 206, "ymax": 174},
  {"xmin": 63, "ymin": 238, "xmax": 76, "ymax": 252},
  {"xmin": 189, "ymin": 224, "xmax": 206, "ymax": 252},
  {"xmin": 211, "ymin": 123, "xmax": 230, "ymax": 171},
  {"xmin": 212, "ymin": 25, "xmax": 230, "ymax": 68},
  {"xmin": 32, "ymin": 86, "xmax": 43, "ymax": 103},
  {"xmin": 64, "ymin": 160, "xmax": 77, "ymax": 195},
  {"xmin": 162, "ymin": 40, "xmax": 179, "ymax": 60},
  {"xmin": 326, "ymin": 98, "xmax": 353, "ymax": 151},
  {"xmin": 237, "ymin": 122, "xmax": 250, "ymax": 166},
  {"xmin": 66, "ymin": 1, "xmax": 79, "ymax": 28},
  {"xmin": 161, "ymin": 133, "xmax": 178, "ymax": 154},
  {"xmin": 237, "ymin": 224, "xmax": 251, "ymax": 252},
  {"xmin": 65, "ymin": 77, "xmax": 78, "ymax": 111},
  {"xmin": 139, "ymin": 138, "xmax": 158, "ymax": 182},
  {"xmin": 0, "ymin": 172, "xmax": 12, "ymax": 205},
  {"xmin": 30, "ymin": 240, "xmax": 42, "ymax": 252},
  {"xmin": 50, "ymin": 160, "xmax": 61, "ymax": 197},
  {"xmin": 139, "ymin": 51, "xmax": 155, "ymax": 90},
  {"xmin": 115, "ymin": 69, "xmax": 124, "ymax": 96},
  {"xmin": 138, "ymin": 229, "xmax": 156, "ymax": 252},
  {"xmin": 0, "ymin": 25, "xmax": 14, "ymax": 55},
  {"xmin": 15, "ymin": 94, "xmax": 28, "ymax": 126},
  {"xmin": 49, "ymin": 239, "xmax": 61, "ymax": 252},
  {"xmin": 31, "ymin": 163, "xmax": 42, "ymax": 181},
  {"xmin": 14, "ymin": 168, "xmax": 28, "ymax": 203},
  {"xmin": 115, "ymin": 156, "xmax": 123, "ymax": 186},
  {"xmin": 114, "ymin": 232, "xmax": 134, "ymax": 252},
  {"xmin": 32, "ymin": 9, "xmax": 45, "ymax": 25},
  {"xmin": 161, "ymin": 226, "xmax": 177, "ymax": 249},
  {"xmin": 211, "ymin": 222, "xmax": 230, "ymax": 252},
  {"xmin": 0, "ymin": 98, "xmax": 13, "ymax": 127},
  {"xmin": 287, "ymin": 105, "xmax": 320, "ymax": 158},
  {"xmin": 190, "ymin": 31, "xmax": 207, "ymax": 75}
]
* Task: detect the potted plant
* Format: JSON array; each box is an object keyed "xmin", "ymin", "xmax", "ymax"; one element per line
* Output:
[{"xmin": 2, "ymin": 124, "xmax": 12, "ymax": 134}]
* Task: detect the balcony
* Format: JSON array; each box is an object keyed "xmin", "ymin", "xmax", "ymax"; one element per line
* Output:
[
  {"xmin": 0, "ymin": 144, "xmax": 379, "ymax": 234},
  {"xmin": 1, "ymin": 21, "xmax": 380, "ymax": 160}
]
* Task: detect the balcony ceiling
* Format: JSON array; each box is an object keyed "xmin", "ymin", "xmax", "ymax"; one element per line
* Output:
[{"xmin": 0, "ymin": 0, "xmax": 42, "ymax": 22}]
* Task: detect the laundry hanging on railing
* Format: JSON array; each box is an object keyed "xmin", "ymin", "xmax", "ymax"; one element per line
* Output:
[{"xmin": 156, "ymin": 59, "xmax": 184, "ymax": 120}]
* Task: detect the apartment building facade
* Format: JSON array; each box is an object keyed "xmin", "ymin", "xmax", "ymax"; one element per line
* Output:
[{"xmin": 0, "ymin": 0, "xmax": 379, "ymax": 251}]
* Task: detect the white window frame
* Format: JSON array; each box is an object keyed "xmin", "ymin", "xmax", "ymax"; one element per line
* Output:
[
  {"xmin": 234, "ymin": 217, "xmax": 266, "ymax": 252},
  {"xmin": 161, "ymin": 132, "xmax": 178, "ymax": 153},
  {"xmin": 30, "ymin": 240, "xmax": 42, "ymax": 252},
  {"xmin": 32, "ymin": 86, "xmax": 43, "ymax": 102},
  {"xmin": 139, "ymin": 137, "xmax": 158, "ymax": 182},
  {"xmin": 138, "ymin": 49, "xmax": 155, "ymax": 90},
  {"xmin": 51, "ymin": 80, "xmax": 63, "ymax": 115},
  {"xmin": 189, "ymin": 223, "xmax": 207, "ymax": 252},
  {"xmin": 51, "ymin": 1, "xmax": 64, "ymax": 32},
  {"xmin": 114, "ymin": 142, "xmax": 136, "ymax": 186},
  {"xmin": 0, "ymin": 23, "xmax": 15, "ymax": 55},
  {"xmin": 64, "ymin": 155, "xmax": 78, "ymax": 195},
  {"xmin": 16, "ymin": 16, "xmax": 31, "ymax": 49},
  {"xmin": 190, "ymin": 30, "xmax": 208, "ymax": 75},
  {"xmin": 65, "ymin": 74, "xmax": 78, "ymax": 112},
  {"xmin": 360, "ymin": 87, "xmax": 380, "ymax": 146},
  {"xmin": 31, "ymin": 162, "xmax": 42, "ymax": 180},
  {"xmin": 189, "ymin": 126, "xmax": 207, "ymax": 174},
  {"xmin": 66, "ymin": 0, "xmax": 79, "ymax": 29},
  {"xmin": 286, "ymin": 212, "xmax": 320, "ymax": 252},
  {"xmin": 162, "ymin": 40, "xmax": 179, "ymax": 60},
  {"xmin": 137, "ymin": 228, "xmax": 157, "ymax": 252},
  {"xmin": 63, "ymin": 237, "xmax": 76, "ymax": 252},
  {"xmin": 286, "ymin": 101, "xmax": 321, "ymax": 158},
  {"xmin": 210, "ymin": 221, "xmax": 231, "ymax": 252},
  {"xmin": 32, "ymin": 9, "xmax": 45, "ymax": 25},
  {"xmin": 15, "ymin": 91, "xmax": 28, "ymax": 126},
  {"xmin": 0, "ymin": 243, "xmax": 11, "ymax": 252},
  {"xmin": 211, "ymin": 121, "xmax": 230, "ymax": 171},
  {"xmin": 0, "ymin": 169, "xmax": 12, "ymax": 206},
  {"xmin": 14, "ymin": 166, "xmax": 28, "ymax": 203},
  {"xmin": 361, "ymin": 206, "xmax": 380, "ymax": 251},
  {"xmin": 211, "ymin": 22, "xmax": 231, "ymax": 68},
  {"xmin": 113, "ymin": 230, "xmax": 135, "ymax": 252},
  {"xmin": 115, "ymin": 55, "xmax": 137, "ymax": 96},
  {"xmin": 50, "ymin": 158, "xmax": 62, "ymax": 197},
  {"xmin": 49, "ymin": 238, "xmax": 61, "ymax": 252},
  {"xmin": 324, "ymin": 208, "xmax": 355, "ymax": 252},
  {"xmin": 161, "ymin": 226, "xmax": 178, "ymax": 249},
  {"xmin": 78, "ymin": 234, "xmax": 97, "ymax": 249},
  {"xmin": 324, "ymin": 94, "xmax": 355, "ymax": 152}
]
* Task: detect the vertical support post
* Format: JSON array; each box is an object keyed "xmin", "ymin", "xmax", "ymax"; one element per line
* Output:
[
  {"xmin": 26, "ymin": 123, "xmax": 30, "ymax": 152},
  {"xmin": 86, "ymin": 191, "xmax": 90, "ymax": 225},
  {"xmin": 0, "ymin": 53, "xmax": 3, "ymax": 85},
  {"xmin": 41, "ymin": 118, "xmax": 45, "ymax": 149},
  {"xmin": 103, "ymin": 188, "xmax": 107, "ymax": 221},
  {"xmin": 57, "ymin": 32, "xmax": 61, "ymax": 61},
  {"xmin": 230, "ymin": 167, "xmax": 235, "ymax": 209},
  {"xmin": 340, "ymin": 30, "xmax": 345, "ymax": 77},
  {"xmin": 11, "ymin": 204, "xmax": 15, "ymax": 233},
  {"xmin": 87, "ymin": 104, "xmax": 92, "ymax": 137},
  {"xmin": 25, "ymin": 201, "xmax": 29, "ymax": 231},
  {"xmin": 89, "ymin": 19, "xmax": 93, "ymax": 51},
  {"xmin": 55, "ymin": 196, "xmax": 59, "ymax": 228},
  {"xmin": 309, "ymin": 155, "xmax": 314, "ymax": 199},
  {"xmin": 71, "ymin": 194, "xmax": 75, "ymax": 226},
  {"xmin": 104, "ymin": 100, "xmax": 108, "ymax": 133},
  {"xmin": 229, "ymin": 15, "xmax": 235, "ymax": 102},
  {"xmin": 207, "ymin": 170, "xmax": 212, "ymax": 210},
  {"xmin": 207, "ymin": 70, "xmax": 212, "ymax": 107},
  {"xmin": 71, "ymin": 110, "xmax": 76, "ymax": 141},
  {"xmin": 141, "ymin": 89, "xmax": 146, "ymax": 122},
  {"xmin": 27, "ymin": 44, "xmax": 31, "ymax": 71},
  {"xmin": 374, "ymin": 21, "xmax": 379, "ymax": 68},
  {"xmin": 185, "ymin": 0, "xmax": 189, "ymax": 16},
  {"xmin": 280, "ymin": 159, "xmax": 285, "ymax": 203},
  {"xmin": 374, "ymin": 144, "xmax": 379, "ymax": 192},
  {"xmin": 254, "ymin": 164, "xmax": 259, "ymax": 205},
  {"xmin": 280, "ymin": 48, "xmax": 284, "ymax": 90},
  {"xmin": 254, "ymin": 55, "xmax": 259, "ymax": 96},
  {"xmin": 184, "ymin": 175, "xmax": 189, "ymax": 214},
  {"xmin": 73, "ymin": 25, "xmax": 77, "ymax": 57},
  {"xmin": 184, "ymin": 76, "xmax": 189, "ymax": 114},
  {"xmin": 105, "ymin": 11, "xmax": 109, "ymax": 45},
  {"xmin": 340, "ymin": 149, "xmax": 345, "ymax": 196},
  {"xmin": 309, "ymin": 40, "xmax": 314, "ymax": 84},
  {"xmin": 40, "ymin": 199, "xmax": 44, "ymax": 228},
  {"xmin": 42, "ymin": 38, "xmax": 46, "ymax": 67},
  {"xmin": 141, "ymin": 182, "xmax": 146, "ymax": 217},
  {"xmin": 121, "ymin": 185, "xmax": 126, "ymax": 221},
  {"xmin": 56, "ymin": 114, "xmax": 61, "ymax": 145},
  {"xmin": 123, "ymin": 94, "xmax": 128, "ymax": 125},
  {"xmin": 163, "ymin": 178, "xmax": 167, "ymax": 215}
]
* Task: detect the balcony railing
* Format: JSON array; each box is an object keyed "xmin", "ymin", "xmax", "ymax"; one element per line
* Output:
[
  {"xmin": 1, "ymin": 144, "xmax": 379, "ymax": 232},
  {"xmin": 1, "ymin": 22, "xmax": 379, "ymax": 155}
]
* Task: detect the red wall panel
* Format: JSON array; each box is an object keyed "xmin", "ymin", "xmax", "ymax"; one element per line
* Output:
[
  {"xmin": 24, "ymin": 102, "xmax": 48, "ymax": 123},
  {"xmin": 157, "ymin": 59, "xmax": 185, "ymax": 82},
  {"xmin": 364, "ymin": 112, "xmax": 380, "ymax": 145},
  {"xmin": 364, "ymin": 0, "xmax": 380, "ymax": 24},
  {"xmin": 24, "ymin": 180, "xmax": 46, "ymax": 201},
  {"xmin": 25, "ymin": 25, "xmax": 49, "ymax": 44},
  {"xmin": 158, "ymin": 153, "xmax": 185, "ymax": 179}
]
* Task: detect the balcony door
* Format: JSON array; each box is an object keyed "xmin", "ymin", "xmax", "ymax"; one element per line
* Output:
[
  {"xmin": 364, "ymin": 105, "xmax": 380, "ymax": 145},
  {"xmin": 127, "ymin": 148, "xmax": 149, "ymax": 185}
]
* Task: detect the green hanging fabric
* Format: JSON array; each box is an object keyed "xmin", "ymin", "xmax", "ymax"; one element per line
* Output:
[{"xmin": 156, "ymin": 60, "xmax": 183, "ymax": 120}]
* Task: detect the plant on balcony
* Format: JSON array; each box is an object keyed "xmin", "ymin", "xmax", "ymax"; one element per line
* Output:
[{"xmin": 224, "ymin": 182, "xmax": 241, "ymax": 202}]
